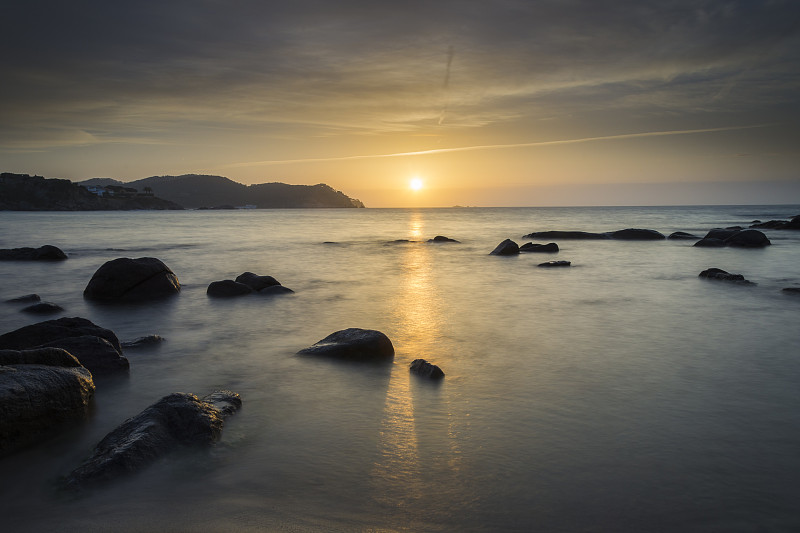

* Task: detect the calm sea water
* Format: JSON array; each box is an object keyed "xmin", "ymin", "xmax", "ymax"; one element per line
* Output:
[{"xmin": 1, "ymin": 205, "xmax": 800, "ymax": 532}]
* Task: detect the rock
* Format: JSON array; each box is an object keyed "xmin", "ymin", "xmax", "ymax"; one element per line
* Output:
[
  {"xmin": 63, "ymin": 391, "xmax": 241, "ymax": 489},
  {"xmin": 0, "ymin": 348, "xmax": 95, "ymax": 457},
  {"xmin": 0, "ymin": 317, "xmax": 122, "ymax": 354},
  {"xmin": 608, "ymin": 228, "xmax": 665, "ymax": 240},
  {"xmin": 20, "ymin": 302, "xmax": 64, "ymax": 314},
  {"xmin": 782, "ymin": 287, "xmax": 800, "ymax": 294},
  {"xmin": 724, "ymin": 229, "xmax": 771, "ymax": 248},
  {"xmin": 207, "ymin": 280, "xmax": 253, "ymax": 297},
  {"xmin": 538, "ymin": 260, "xmax": 571, "ymax": 267},
  {"xmin": 410, "ymin": 359, "xmax": 445, "ymax": 379},
  {"xmin": 235, "ymin": 272, "xmax": 281, "ymax": 291},
  {"xmin": 0, "ymin": 245, "xmax": 68, "ymax": 261},
  {"xmin": 84, "ymin": 257, "xmax": 180, "ymax": 301},
  {"xmin": 37, "ymin": 335, "xmax": 129, "ymax": 376},
  {"xmin": 257, "ymin": 285, "xmax": 294, "ymax": 296},
  {"xmin": 523, "ymin": 231, "xmax": 608, "ymax": 240},
  {"xmin": 121, "ymin": 335, "xmax": 165, "ymax": 349},
  {"xmin": 519, "ymin": 242, "xmax": 559, "ymax": 253},
  {"xmin": 5, "ymin": 294, "xmax": 41, "ymax": 303},
  {"xmin": 704, "ymin": 228, "xmax": 740, "ymax": 241},
  {"xmin": 787, "ymin": 215, "xmax": 800, "ymax": 229},
  {"xmin": 698, "ymin": 268, "xmax": 754, "ymax": 284},
  {"xmin": 297, "ymin": 328, "xmax": 394, "ymax": 362},
  {"xmin": 667, "ymin": 231, "xmax": 699, "ymax": 240},
  {"xmin": 428, "ymin": 236, "xmax": 460, "ymax": 243},
  {"xmin": 693, "ymin": 238, "xmax": 726, "ymax": 247},
  {"xmin": 490, "ymin": 239, "xmax": 520, "ymax": 256},
  {"xmin": 750, "ymin": 220, "xmax": 786, "ymax": 229}
]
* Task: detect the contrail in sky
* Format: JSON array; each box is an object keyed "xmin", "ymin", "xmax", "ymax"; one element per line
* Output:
[{"xmin": 220, "ymin": 124, "xmax": 768, "ymax": 169}]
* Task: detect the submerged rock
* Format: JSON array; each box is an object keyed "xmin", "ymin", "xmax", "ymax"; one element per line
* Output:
[
  {"xmin": 667, "ymin": 231, "xmax": 700, "ymax": 240},
  {"xmin": 297, "ymin": 328, "xmax": 394, "ymax": 362},
  {"xmin": 782, "ymin": 287, "xmax": 800, "ymax": 294},
  {"xmin": 207, "ymin": 280, "xmax": 253, "ymax": 297},
  {"xmin": 608, "ymin": 228, "xmax": 666, "ymax": 240},
  {"xmin": 538, "ymin": 260, "xmax": 571, "ymax": 267},
  {"xmin": 410, "ymin": 359, "xmax": 445, "ymax": 379},
  {"xmin": 519, "ymin": 242, "xmax": 559, "ymax": 253},
  {"xmin": 523, "ymin": 230, "xmax": 608, "ymax": 240},
  {"xmin": 428, "ymin": 236, "xmax": 460, "ymax": 243},
  {"xmin": 235, "ymin": 272, "xmax": 281, "ymax": 291},
  {"xmin": 5, "ymin": 294, "xmax": 41, "ymax": 303},
  {"xmin": 121, "ymin": 335, "xmax": 165, "ymax": 349},
  {"xmin": 490, "ymin": 239, "xmax": 520, "ymax": 256},
  {"xmin": 84, "ymin": 257, "xmax": 180, "ymax": 301},
  {"xmin": 693, "ymin": 237, "xmax": 726, "ymax": 248},
  {"xmin": 257, "ymin": 285, "xmax": 294, "ymax": 296},
  {"xmin": 20, "ymin": 302, "xmax": 64, "ymax": 314},
  {"xmin": 0, "ymin": 245, "xmax": 68, "ymax": 261},
  {"xmin": 0, "ymin": 348, "xmax": 95, "ymax": 457},
  {"xmin": 63, "ymin": 391, "xmax": 242, "ymax": 489},
  {"xmin": 698, "ymin": 268, "xmax": 754, "ymax": 284}
]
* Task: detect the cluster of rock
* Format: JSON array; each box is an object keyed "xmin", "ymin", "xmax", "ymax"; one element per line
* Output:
[
  {"xmin": 749, "ymin": 215, "xmax": 800, "ymax": 230},
  {"xmin": 207, "ymin": 272, "xmax": 294, "ymax": 297},
  {"xmin": 693, "ymin": 228, "xmax": 771, "ymax": 248}
]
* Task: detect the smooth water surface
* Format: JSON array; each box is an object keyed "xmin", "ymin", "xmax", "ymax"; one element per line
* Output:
[{"xmin": 1, "ymin": 206, "xmax": 799, "ymax": 532}]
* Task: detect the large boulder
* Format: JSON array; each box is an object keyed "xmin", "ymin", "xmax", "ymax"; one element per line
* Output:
[
  {"xmin": 84, "ymin": 257, "xmax": 180, "ymax": 301},
  {"xmin": 519, "ymin": 242, "xmax": 559, "ymax": 253},
  {"xmin": 235, "ymin": 272, "xmax": 281, "ymax": 291},
  {"xmin": 37, "ymin": 335, "xmax": 129, "ymax": 376},
  {"xmin": 0, "ymin": 348, "xmax": 95, "ymax": 457},
  {"xmin": 490, "ymin": 239, "xmax": 520, "ymax": 256},
  {"xmin": 608, "ymin": 228, "xmax": 665, "ymax": 240},
  {"xmin": 63, "ymin": 391, "xmax": 241, "ymax": 489},
  {"xmin": 523, "ymin": 230, "xmax": 608, "ymax": 240},
  {"xmin": 724, "ymin": 229, "xmax": 771, "ymax": 248},
  {"xmin": 207, "ymin": 280, "xmax": 253, "ymax": 297},
  {"xmin": 297, "ymin": 328, "xmax": 394, "ymax": 362},
  {"xmin": 0, "ymin": 317, "xmax": 122, "ymax": 353},
  {"xmin": 0, "ymin": 245, "xmax": 68, "ymax": 261}
]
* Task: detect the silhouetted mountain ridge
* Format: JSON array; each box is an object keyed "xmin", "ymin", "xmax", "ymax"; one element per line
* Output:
[{"xmin": 78, "ymin": 174, "xmax": 365, "ymax": 208}]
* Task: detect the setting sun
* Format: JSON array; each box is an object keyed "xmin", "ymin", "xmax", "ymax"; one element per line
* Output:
[{"xmin": 410, "ymin": 177, "xmax": 423, "ymax": 191}]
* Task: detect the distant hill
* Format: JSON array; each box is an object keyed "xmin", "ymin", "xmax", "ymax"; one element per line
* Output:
[
  {"xmin": 0, "ymin": 173, "xmax": 183, "ymax": 211},
  {"xmin": 77, "ymin": 174, "xmax": 365, "ymax": 209}
]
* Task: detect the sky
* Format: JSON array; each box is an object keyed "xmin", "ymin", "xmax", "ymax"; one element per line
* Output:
[{"xmin": 1, "ymin": 0, "xmax": 799, "ymax": 207}]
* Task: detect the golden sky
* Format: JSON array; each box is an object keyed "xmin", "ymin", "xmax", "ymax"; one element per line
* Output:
[{"xmin": 1, "ymin": 1, "xmax": 799, "ymax": 206}]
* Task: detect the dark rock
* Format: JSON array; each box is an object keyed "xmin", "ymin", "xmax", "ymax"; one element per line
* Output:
[
  {"xmin": 257, "ymin": 285, "xmax": 294, "ymax": 296},
  {"xmin": 519, "ymin": 242, "xmax": 559, "ymax": 253},
  {"xmin": 608, "ymin": 228, "xmax": 665, "ymax": 240},
  {"xmin": 0, "ymin": 245, "xmax": 68, "ymax": 261},
  {"xmin": 5, "ymin": 294, "xmax": 41, "ymax": 303},
  {"xmin": 703, "ymin": 228, "xmax": 740, "ymax": 241},
  {"xmin": 490, "ymin": 239, "xmax": 520, "ymax": 256},
  {"xmin": 667, "ymin": 231, "xmax": 699, "ymax": 240},
  {"xmin": 782, "ymin": 287, "xmax": 800, "ymax": 294},
  {"xmin": 410, "ymin": 359, "xmax": 445, "ymax": 379},
  {"xmin": 121, "ymin": 335, "xmax": 165, "ymax": 349},
  {"xmin": 698, "ymin": 268, "xmax": 753, "ymax": 284},
  {"xmin": 787, "ymin": 215, "xmax": 800, "ymax": 229},
  {"xmin": 37, "ymin": 335, "xmax": 129, "ymax": 376},
  {"xmin": 21, "ymin": 302, "xmax": 64, "ymax": 314},
  {"xmin": 726, "ymin": 226, "xmax": 744, "ymax": 231},
  {"xmin": 207, "ymin": 280, "xmax": 253, "ymax": 297},
  {"xmin": 523, "ymin": 230, "xmax": 608, "ymax": 240},
  {"xmin": 84, "ymin": 257, "xmax": 180, "ymax": 301},
  {"xmin": 693, "ymin": 238, "xmax": 726, "ymax": 248},
  {"xmin": 63, "ymin": 390, "xmax": 241, "ymax": 489},
  {"xmin": 297, "ymin": 328, "xmax": 394, "ymax": 362},
  {"xmin": 0, "ymin": 348, "xmax": 95, "ymax": 457},
  {"xmin": 235, "ymin": 272, "xmax": 281, "ymax": 291},
  {"xmin": 750, "ymin": 220, "xmax": 786, "ymax": 229},
  {"xmin": 724, "ymin": 229, "xmax": 771, "ymax": 248},
  {"xmin": 428, "ymin": 236, "xmax": 460, "ymax": 243},
  {"xmin": 538, "ymin": 260, "xmax": 571, "ymax": 267},
  {"xmin": 0, "ymin": 317, "xmax": 122, "ymax": 354}
]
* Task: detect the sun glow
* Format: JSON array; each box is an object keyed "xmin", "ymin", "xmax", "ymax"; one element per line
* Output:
[{"xmin": 410, "ymin": 177, "xmax": 423, "ymax": 191}]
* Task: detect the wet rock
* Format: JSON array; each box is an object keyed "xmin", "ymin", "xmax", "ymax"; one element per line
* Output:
[
  {"xmin": 121, "ymin": 335, "xmax": 165, "ymax": 349},
  {"xmin": 84, "ymin": 257, "xmax": 180, "ymax": 301},
  {"xmin": 0, "ymin": 348, "xmax": 95, "ymax": 457},
  {"xmin": 410, "ymin": 359, "xmax": 445, "ymax": 379},
  {"xmin": 0, "ymin": 317, "xmax": 122, "ymax": 354},
  {"xmin": 538, "ymin": 260, "xmax": 571, "ymax": 267},
  {"xmin": 608, "ymin": 228, "xmax": 665, "ymax": 240},
  {"xmin": 37, "ymin": 335, "xmax": 129, "ymax": 376},
  {"xmin": 693, "ymin": 237, "xmax": 726, "ymax": 248},
  {"xmin": 428, "ymin": 236, "xmax": 460, "ymax": 243},
  {"xmin": 698, "ymin": 268, "xmax": 754, "ymax": 284},
  {"xmin": 257, "ymin": 285, "xmax": 294, "ymax": 296},
  {"xmin": 724, "ymin": 229, "xmax": 771, "ymax": 248},
  {"xmin": 523, "ymin": 230, "xmax": 608, "ymax": 240},
  {"xmin": 63, "ymin": 391, "xmax": 241, "ymax": 489},
  {"xmin": 207, "ymin": 280, "xmax": 253, "ymax": 297},
  {"xmin": 0, "ymin": 245, "xmax": 68, "ymax": 261},
  {"xmin": 490, "ymin": 239, "xmax": 520, "ymax": 256},
  {"xmin": 20, "ymin": 302, "xmax": 64, "ymax": 314},
  {"xmin": 235, "ymin": 272, "xmax": 281, "ymax": 291},
  {"xmin": 297, "ymin": 328, "xmax": 394, "ymax": 362},
  {"xmin": 5, "ymin": 294, "xmax": 41, "ymax": 303},
  {"xmin": 782, "ymin": 287, "xmax": 800, "ymax": 294},
  {"xmin": 519, "ymin": 242, "xmax": 559, "ymax": 253},
  {"xmin": 704, "ymin": 228, "xmax": 740, "ymax": 241},
  {"xmin": 667, "ymin": 231, "xmax": 699, "ymax": 240}
]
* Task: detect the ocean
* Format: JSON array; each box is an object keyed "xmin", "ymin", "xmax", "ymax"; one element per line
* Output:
[{"xmin": 1, "ymin": 205, "xmax": 799, "ymax": 532}]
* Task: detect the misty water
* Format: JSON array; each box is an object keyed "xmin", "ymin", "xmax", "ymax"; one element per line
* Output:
[{"xmin": 2, "ymin": 205, "xmax": 800, "ymax": 532}]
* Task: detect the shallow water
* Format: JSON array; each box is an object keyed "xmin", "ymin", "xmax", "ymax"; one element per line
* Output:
[{"xmin": 1, "ymin": 206, "xmax": 800, "ymax": 532}]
